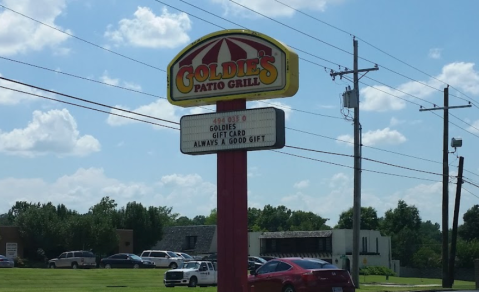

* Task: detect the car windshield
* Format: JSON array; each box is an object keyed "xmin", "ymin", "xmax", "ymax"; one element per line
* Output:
[
  {"xmin": 255, "ymin": 257, "xmax": 267, "ymax": 263},
  {"xmin": 181, "ymin": 253, "xmax": 194, "ymax": 259},
  {"xmin": 130, "ymin": 254, "xmax": 142, "ymax": 261},
  {"xmin": 167, "ymin": 251, "xmax": 178, "ymax": 258},
  {"xmin": 183, "ymin": 262, "xmax": 200, "ymax": 269},
  {"xmin": 292, "ymin": 259, "xmax": 338, "ymax": 269}
]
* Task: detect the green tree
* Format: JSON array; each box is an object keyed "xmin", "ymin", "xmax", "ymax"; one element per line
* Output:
[
  {"xmin": 456, "ymin": 238, "xmax": 479, "ymax": 268},
  {"xmin": 192, "ymin": 215, "xmax": 206, "ymax": 225},
  {"xmin": 175, "ymin": 216, "xmax": 193, "ymax": 226},
  {"xmin": 157, "ymin": 206, "xmax": 179, "ymax": 227},
  {"xmin": 288, "ymin": 210, "xmax": 329, "ymax": 231},
  {"xmin": 204, "ymin": 208, "xmax": 217, "ymax": 225},
  {"xmin": 380, "ymin": 200, "xmax": 422, "ymax": 267},
  {"xmin": 412, "ymin": 246, "xmax": 441, "ymax": 269},
  {"xmin": 459, "ymin": 205, "xmax": 479, "ymax": 241},
  {"xmin": 336, "ymin": 207, "xmax": 379, "ymax": 230},
  {"xmin": 256, "ymin": 205, "xmax": 292, "ymax": 232},
  {"xmin": 88, "ymin": 197, "xmax": 118, "ymax": 255},
  {"xmin": 15, "ymin": 202, "xmax": 64, "ymax": 259},
  {"xmin": 248, "ymin": 207, "xmax": 262, "ymax": 231}
]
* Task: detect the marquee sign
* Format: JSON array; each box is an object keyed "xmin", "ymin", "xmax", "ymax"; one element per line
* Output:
[
  {"xmin": 180, "ymin": 107, "xmax": 285, "ymax": 155},
  {"xmin": 167, "ymin": 29, "xmax": 299, "ymax": 107}
]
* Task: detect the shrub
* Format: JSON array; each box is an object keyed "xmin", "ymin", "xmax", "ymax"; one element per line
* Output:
[{"xmin": 359, "ymin": 266, "xmax": 395, "ymax": 276}]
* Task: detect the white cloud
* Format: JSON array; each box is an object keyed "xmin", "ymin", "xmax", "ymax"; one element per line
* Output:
[
  {"xmin": 0, "ymin": 169, "xmax": 218, "ymax": 218},
  {"xmin": 212, "ymin": 0, "xmax": 342, "ymax": 18},
  {"xmin": 107, "ymin": 99, "xmax": 180, "ymax": 130},
  {"xmin": 0, "ymin": 0, "xmax": 70, "ymax": 56},
  {"xmin": 293, "ymin": 179, "xmax": 309, "ymax": 189},
  {"xmin": 250, "ymin": 100, "xmax": 292, "ymax": 120},
  {"xmin": 337, "ymin": 127, "xmax": 406, "ymax": 147},
  {"xmin": 361, "ymin": 86, "xmax": 407, "ymax": 112},
  {"xmin": 389, "ymin": 117, "xmax": 404, "ymax": 127},
  {"xmin": 361, "ymin": 62, "xmax": 479, "ymax": 112},
  {"xmin": 105, "ymin": 6, "xmax": 191, "ymax": 49},
  {"xmin": 428, "ymin": 48, "xmax": 442, "ymax": 59},
  {"xmin": 99, "ymin": 71, "xmax": 142, "ymax": 91},
  {"xmin": 0, "ymin": 109, "xmax": 100, "ymax": 157},
  {"xmin": 467, "ymin": 120, "xmax": 479, "ymax": 134}
]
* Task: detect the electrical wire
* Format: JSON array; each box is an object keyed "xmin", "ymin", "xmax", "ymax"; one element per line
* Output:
[
  {"xmin": 285, "ymin": 145, "xmax": 446, "ymax": 178},
  {"xmin": 0, "ymin": 77, "xmax": 179, "ymax": 126},
  {"xmin": 0, "ymin": 86, "xmax": 180, "ymax": 131},
  {"xmin": 462, "ymin": 187, "xmax": 479, "ymax": 200},
  {"xmin": 272, "ymin": 150, "xmax": 441, "ymax": 183}
]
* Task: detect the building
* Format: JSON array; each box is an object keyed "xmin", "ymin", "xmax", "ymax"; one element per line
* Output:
[{"xmin": 154, "ymin": 226, "xmax": 398, "ymax": 275}]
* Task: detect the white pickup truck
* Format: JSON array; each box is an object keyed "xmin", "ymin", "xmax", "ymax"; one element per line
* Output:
[{"xmin": 164, "ymin": 261, "xmax": 217, "ymax": 287}]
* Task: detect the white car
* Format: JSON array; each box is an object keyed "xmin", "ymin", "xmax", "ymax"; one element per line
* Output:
[
  {"xmin": 164, "ymin": 261, "xmax": 217, "ymax": 287},
  {"xmin": 140, "ymin": 250, "xmax": 184, "ymax": 269}
]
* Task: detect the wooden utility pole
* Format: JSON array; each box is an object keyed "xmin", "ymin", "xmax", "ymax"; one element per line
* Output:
[
  {"xmin": 330, "ymin": 38, "xmax": 378, "ymax": 288},
  {"xmin": 449, "ymin": 156, "xmax": 464, "ymax": 286},
  {"xmin": 419, "ymin": 88, "xmax": 470, "ymax": 288}
]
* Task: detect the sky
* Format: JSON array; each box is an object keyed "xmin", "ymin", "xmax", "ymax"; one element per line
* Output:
[{"xmin": 0, "ymin": 0, "xmax": 478, "ymax": 228}]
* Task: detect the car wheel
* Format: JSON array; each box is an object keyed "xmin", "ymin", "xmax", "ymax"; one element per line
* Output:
[
  {"xmin": 105, "ymin": 264, "xmax": 112, "ymax": 269},
  {"xmin": 49, "ymin": 263, "xmax": 56, "ymax": 269},
  {"xmin": 283, "ymin": 285, "xmax": 296, "ymax": 292},
  {"xmin": 133, "ymin": 264, "xmax": 140, "ymax": 269},
  {"xmin": 71, "ymin": 262, "xmax": 78, "ymax": 269},
  {"xmin": 169, "ymin": 262, "xmax": 178, "ymax": 269},
  {"xmin": 188, "ymin": 276, "xmax": 198, "ymax": 287}
]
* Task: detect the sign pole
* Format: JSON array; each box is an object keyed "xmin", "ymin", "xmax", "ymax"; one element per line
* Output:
[{"xmin": 216, "ymin": 99, "xmax": 248, "ymax": 292}]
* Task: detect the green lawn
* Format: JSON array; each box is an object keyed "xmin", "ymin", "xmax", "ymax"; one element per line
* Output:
[{"xmin": 0, "ymin": 269, "xmax": 475, "ymax": 292}]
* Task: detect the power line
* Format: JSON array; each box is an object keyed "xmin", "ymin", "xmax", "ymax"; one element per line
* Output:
[
  {"xmin": 0, "ymin": 4, "xmax": 165, "ymax": 72},
  {"xmin": 0, "ymin": 86, "xmax": 180, "ymax": 131},
  {"xmin": 273, "ymin": 150, "xmax": 441, "ymax": 183},
  {"xmin": 285, "ymin": 145, "xmax": 446, "ymax": 178},
  {"xmin": 0, "ymin": 76, "xmax": 179, "ymax": 126},
  {"xmin": 462, "ymin": 187, "xmax": 479, "ymax": 200}
]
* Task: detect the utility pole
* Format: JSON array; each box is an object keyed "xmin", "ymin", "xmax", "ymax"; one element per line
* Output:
[
  {"xmin": 449, "ymin": 156, "xmax": 464, "ymax": 286},
  {"xmin": 330, "ymin": 38, "xmax": 378, "ymax": 288},
  {"xmin": 419, "ymin": 88, "xmax": 470, "ymax": 288}
]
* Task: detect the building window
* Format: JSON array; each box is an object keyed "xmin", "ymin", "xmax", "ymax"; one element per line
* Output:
[
  {"xmin": 186, "ymin": 236, "xmax": 197, "ymax": 249},
  {"xmin": 362, "ymin": 237, "xmax": 368, "ymax": 253},
  {"xmin": 376, "ymin": 237, "xmax": 379, "ymax": 254}
]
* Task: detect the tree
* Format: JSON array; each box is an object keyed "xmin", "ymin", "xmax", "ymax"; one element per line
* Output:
[
  {"xmin": 380, "ymin": 200, "xmax": 421, "ymax": 235},
  {"xmin": 192, "ymin": 215, "xmax": 206, "ymax": 225},
  {"xmin": 336, "ymin": 207, "xmax": 379, "ymax": 230},
  {"xmin": 458, "ymin": 205, "xmax": 479, "ymax": 241},
  {"xmin": 157, "ymin": 206, "xmax": 179, "ymax": 227},
  {"xmin": 288, "ymin": 210, "xmax": 329, "ymax": 231},
  {"xmin": 88, "ymin": 197, "xmax": 119, "ymax": 255},
  {"xmin": 175, "ymin": 216, "xmax": 193, "ymax": 226},
  {"xmin": 204, "ymin": 208, "xmax": 217, "ymax": 225},
  {"xmin": 380, "ymin": 200, "xmax": 422, "ymax": 267},
  {"xmin": 256, "ymin": 205, "xmax": 291, "ymax": 232},
  {"xmin": 247, "ymin": 207, "xmax": 262, "ymax": 231},
  {"xmin": 15, "ymin": 203, "xmax": 64, "ymax": 259},
  {"xmin": 456, "ymin": 238, "xmax": 479, "ymax": 268}
]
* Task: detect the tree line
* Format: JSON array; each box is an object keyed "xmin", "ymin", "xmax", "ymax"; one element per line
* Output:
[{"xmin": 2, "ymin": 197, "xmax": 479, "ymax": 268}]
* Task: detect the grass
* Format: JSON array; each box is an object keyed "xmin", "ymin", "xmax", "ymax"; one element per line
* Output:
[{"xmin": 0, "ymin": 269, "xmax": 475, "ymax": 292}]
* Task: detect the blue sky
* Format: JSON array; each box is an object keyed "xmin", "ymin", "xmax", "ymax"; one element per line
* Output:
[{"xmin": 0, "ymin": 0, "xmax": 478, "ymax": 228}]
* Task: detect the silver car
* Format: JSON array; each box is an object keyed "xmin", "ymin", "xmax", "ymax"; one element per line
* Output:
[{"xmin": 0, "ymin": 255, "xmax": 14, "ymax": 268}]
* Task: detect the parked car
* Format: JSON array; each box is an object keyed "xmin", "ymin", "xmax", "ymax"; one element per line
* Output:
[
  {"xmin": 140, "ymin": 250, "xmax": 183, "ymax": 269},
  {"xmin": 164, "ymin": 261, "xmax": 217, "ymax": 287},
  {"xmin": 100, "ymin": 253, "xmax": 155, "ymax": 269},
  {"xmin": 259, "ymin": 256, "xmax": 277, "ymax": 261},
  {"xmin": 48, "ymin": 250, "xmax": 96, "ymax": 269},
  {"xmin": 248, "ymin": 257, "xmax": 355, "ymax": 292},
  {"xmin": 176, "ymin": 252, "xmax": 195, "ymax": 262},
  {"xmin": 248, "ymin": 256, "xmax": 267, "ymax": 271},
  {"xmin": 0, "ymin": 255, "xmax": 14, "ymax": 268},
  {"xmin": 201, "ymin": 253, "xmax": 217, "ymax": 262}
]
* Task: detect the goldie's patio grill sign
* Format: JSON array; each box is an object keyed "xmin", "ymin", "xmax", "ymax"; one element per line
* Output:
[
  {"xmin": 168, "ymin": 29, "xmax": 298, "ymax": 154},
  {"xmin": 167, "ymin": 29, "xmax": 298, "ymax": 107}
]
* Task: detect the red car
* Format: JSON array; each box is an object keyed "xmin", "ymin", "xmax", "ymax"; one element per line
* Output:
[{"xmin": 248, "ymin": 257, "xmax": 355, "ymax": 292}]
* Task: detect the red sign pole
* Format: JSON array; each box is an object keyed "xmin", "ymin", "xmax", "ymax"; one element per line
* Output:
[{"xmin": 216, "ymin": 99, "xmax": 248, "ymax": 292}]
